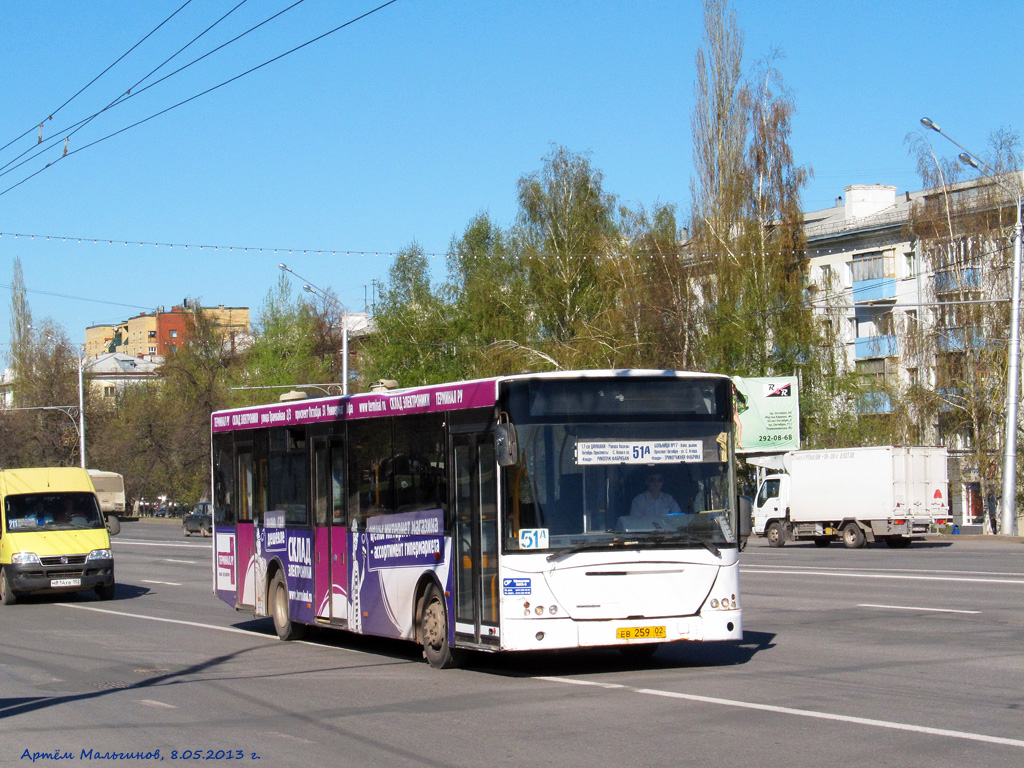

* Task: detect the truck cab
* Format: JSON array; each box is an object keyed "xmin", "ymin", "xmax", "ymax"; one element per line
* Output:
[{"xmin": 753, "ymin": 474, "xmax": 788, "ymax": 545}]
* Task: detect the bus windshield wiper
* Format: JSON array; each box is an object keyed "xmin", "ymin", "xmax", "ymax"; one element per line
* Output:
[
  {"xmin": 646, "ymin": 532, "xmax": 722, "ymax": 558},
  {"xmin": 545, "ymin": 537, "xmax": 633, "ymax": 562}
]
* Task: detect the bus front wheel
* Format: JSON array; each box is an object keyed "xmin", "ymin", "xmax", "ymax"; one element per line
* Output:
[
  {"xmin": 271, "ymin": 571, "xmax": 306, "ymax": 641},
  {"xmin": 419, "ymin": 584, "xmax": 461, "ymax": 669}
]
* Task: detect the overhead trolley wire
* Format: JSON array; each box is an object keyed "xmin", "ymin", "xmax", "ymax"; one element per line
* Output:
[
  {"xmin": 0, "ymin": 0, "xmax": 290, "ymax": 181},
  {"xmin": 0, "ymin": 0, "xmax": 197, "ymax": 157},
  {"xmin": 0, "ymin": 0, "xmax": 400, "ymax": 198}
]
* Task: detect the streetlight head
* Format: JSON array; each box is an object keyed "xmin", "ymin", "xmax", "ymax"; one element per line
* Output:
[
  {"xmin": 279, "ymin": 263, "xmax": 290, "ymax": 272},
  {"xmin": 920, "ymin": 117, "xmax": 940, "ymax": 132},
  {"xmin": 958, "ymin": 152, "xmax": 980, "ymax": 169},
  {"xmin": 303, "ymin": 285, "xmax": 314, "ymax": 293}
]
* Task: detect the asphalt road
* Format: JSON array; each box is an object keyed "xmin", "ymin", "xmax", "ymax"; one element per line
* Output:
[{"xmin": 1, "ymin": 522, "xmax": 1022, "ymax": 768}]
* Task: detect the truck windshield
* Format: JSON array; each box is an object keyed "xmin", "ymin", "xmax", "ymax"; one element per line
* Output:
[
  {"xmin": 502, "ymin": 421, "xmax": 736, "ymax": 553},
  {"xmin": 5, "ymin": 493, "xmax": 105, "ymax": 532}
]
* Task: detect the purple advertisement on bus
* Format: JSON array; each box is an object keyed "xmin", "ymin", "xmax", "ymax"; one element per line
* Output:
[
  {"xmin": 348, "ymin": 508, "xmax": 450, "ymax": 640},
  {"xmin": 211, "ymin": 380, "xmax": 498, "ymax": 433}
]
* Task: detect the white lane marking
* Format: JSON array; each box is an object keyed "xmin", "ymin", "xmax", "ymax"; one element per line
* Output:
[
  {"xmin": 741, "ymin": 561, "xmax": 1024, "ymax": 578},
  {"xmin": 538, "ymin": 677, "xmax": 1024, "ymax": 750},
  {"xmin": 58, "ymin": 604, "xmax": 378, "ymax": 656},
  {"xmin": 115, "ymin": 540, "xmax": 209, "ymax": 549},
  {"xmin": 60, "ymin": 604, "xmax": 257, "ymax": 636},
  {"xmin": 138, "ymin": 699, "xmax": 177, "ymax": 709},
  {"xmin": 858, "ymin": 603, "xmax": 981, "ymax": 614},
  {"xmin": 163, "ymin": 559, "xmax": 197, "ymax": 565},
  {"xmin": 141, "ymin": 580, "xmax": 183, "ymax": 586},
  {"xmin": 740, "ymin": 567, "xmax": 1024, "ymax": 585}
]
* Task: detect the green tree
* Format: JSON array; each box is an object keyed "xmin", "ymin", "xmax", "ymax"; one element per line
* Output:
[
  {"xmin": 516, "ymin": 144, "xmax": 619, "ymax": 349},
  {"xmin": 234, "ymin": 275, "xmax": 337, "ymax": 397},
  {"xmin": 445, "ymin": 213, "xmax": 538, "ymax": 376},
  {"xmin": 361, "ymin": 243, "xmax": 461, "ymax": 387},
  {"xmin": 1, "ymin": 259, "xmax": 84, "ymax": 467}
]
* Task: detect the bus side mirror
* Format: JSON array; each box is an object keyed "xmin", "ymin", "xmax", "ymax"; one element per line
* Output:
[
  {"xmin": 495, "ymin": 423, "xmax": 518, "ymax": 467},
  {"xmin": 106, "ymin": 515, "xmax": 121, "ymax": 536},
  {"xmin": 737, "ymin": 495, "xmax": 752, "ymax": 539}
]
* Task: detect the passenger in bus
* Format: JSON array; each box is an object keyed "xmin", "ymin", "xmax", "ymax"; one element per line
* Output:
[{"xmin": 626, "ymin": 472, "xmax": 682, "ymax": 527}]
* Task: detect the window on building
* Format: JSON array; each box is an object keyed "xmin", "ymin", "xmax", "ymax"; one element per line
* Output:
[
  {"xmin": 819, "ymin": 264, "xmax": 832, "ymax": 288},
  {"xmin": 856, "ymin": 358, "xmax": 892, "ymax": 388},
  {"xmin": 148, "ymin": 330, "xmax": 156, "ymax": 339},
  {"xmin": 851, "ymin": 251, "xmax": 895, "ymax": 282},
  {"xmin": 169, "ymin": 330, "xmax": 178, "ymax": 339}
]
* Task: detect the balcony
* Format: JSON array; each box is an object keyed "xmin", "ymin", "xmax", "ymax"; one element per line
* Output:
[
  {"xmin": 855, "ymin": 334, "xmax": 897, "ymax": 359},
  {"xmin": 856, "ymin": 391, "xmax": 894, "ymax": 415},
  {"xmin": 934, "ymin": 268, "xmax": 980, "ymax": 295},
  {"xmin": 852, "ymin": 276, "xmax": 896, "ymax": 303}
]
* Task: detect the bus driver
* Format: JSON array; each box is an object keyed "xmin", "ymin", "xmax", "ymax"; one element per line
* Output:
[{"xmin": 628, "ymin": 472, "xmax": 682, "ymax": 527}]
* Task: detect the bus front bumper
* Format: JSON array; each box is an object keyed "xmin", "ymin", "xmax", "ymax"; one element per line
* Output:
[{"xmin": 499, "ymin": 609, "xmax": 743, "ymax": 652}]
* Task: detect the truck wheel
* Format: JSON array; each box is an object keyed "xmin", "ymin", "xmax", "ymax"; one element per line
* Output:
[
  {"xmin": 271, "ymin": 571, "xmax": 307, "ymax": 641},
  {"xmin": 842, "ymin": 524, "xmax": 866, "ymax": 549},
  {"xmin": 201, "ymin": 525, "xmax": 211, "ymax": 538},
  {"xmin": 766, "ymin": 521, "xmax": 786, "ymax": 548},
  {"xmin": 885, "ymin": 536, "xmax": 912, "ymax": 548}
]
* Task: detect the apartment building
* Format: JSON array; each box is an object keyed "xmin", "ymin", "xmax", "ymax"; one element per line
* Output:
[
  {"xmin": 804, "ymin": 179, "xmax": 1016, "ymax": 526},
  {"xmin": 86, "ymin": 304, "xmax": 250, "ymax": 361}
]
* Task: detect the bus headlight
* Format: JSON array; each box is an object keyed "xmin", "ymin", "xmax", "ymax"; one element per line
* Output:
[
  {"xmin": 11, "ymin": 552, "xmax": 41, "ymax": 565},
  {"xmin": 87, "ymin": 549, "xmax": 113, "ymax": 561},
  {"xmin": 707, "ymin": 594, "xmax": 738, "ymax": 611}
]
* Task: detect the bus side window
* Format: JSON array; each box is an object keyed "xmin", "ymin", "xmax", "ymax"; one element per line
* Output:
[{"xmin": 348, "ymin": 418, "xmax": 394, "ymax": 527}]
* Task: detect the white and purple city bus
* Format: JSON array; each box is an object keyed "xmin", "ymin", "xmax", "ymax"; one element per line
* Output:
[{"xmin": 210, "ymin": 370, "xmax": 744, "ymax": 668}]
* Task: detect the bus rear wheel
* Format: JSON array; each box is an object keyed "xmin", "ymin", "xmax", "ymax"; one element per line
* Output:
[
  {"xmin": 419, "ymin": 584, "xmax": 461, "ymax": 669},
  {"xmin": 271, "ymin": 571, "xmax": 306, "ymax": 641}
]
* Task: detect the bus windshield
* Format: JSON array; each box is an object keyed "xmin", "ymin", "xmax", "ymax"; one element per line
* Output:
[{"xmin": 503, "ymin": 420, "xmax": 736, "ymax": 554}]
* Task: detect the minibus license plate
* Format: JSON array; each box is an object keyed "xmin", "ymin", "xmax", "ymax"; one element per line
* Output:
[
  {"xmin": 51, "ymin": 578, "xmax": 81, "ymax": 588},
  {"xmin": 616, "ymin": 626, "xmax": 666, "ymax": 640}
]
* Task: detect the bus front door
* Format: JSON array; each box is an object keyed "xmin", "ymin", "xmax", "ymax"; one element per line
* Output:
[{"xmin": 452, "ymin": 433, "xmax": 499, "ymax": 648}]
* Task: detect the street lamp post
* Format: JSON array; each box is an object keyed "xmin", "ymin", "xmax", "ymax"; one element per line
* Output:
[
  {"xmin": 76, "ymin": 348, "xmax": 85, "ymax": 469},
  {"xmin": 279, "ymin": 263, "xmax": 350, "ymax": 396},
  {"xmin": 921, "ymin": 117, "xmax": 1022, "ymax": 536}
]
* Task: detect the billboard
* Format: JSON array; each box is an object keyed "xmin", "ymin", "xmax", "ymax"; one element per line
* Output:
[{"xmin": 732, "ymin": 376, "xmax": 800, "ymax": 453}]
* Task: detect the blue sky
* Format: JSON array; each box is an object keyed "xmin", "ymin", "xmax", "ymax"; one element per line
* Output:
[{"xmin": 0, "ymin": 0, "xmax": 1021, "ymax": 353}]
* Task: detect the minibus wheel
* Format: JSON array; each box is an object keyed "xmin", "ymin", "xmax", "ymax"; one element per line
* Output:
[
  {"xmin": 1, "ymin": 568, "xmax": 19, "ymax": 605},
  {"xmin": 95, "ymin": 582, "xmax": 116, "ymax": 600}
]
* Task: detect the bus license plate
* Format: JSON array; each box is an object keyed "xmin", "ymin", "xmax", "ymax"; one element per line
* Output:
[
  {"xmin": 616, "ymin": 626, "xmax": 666, "ymax": 640},
  {"xmin": 51, "ymin": 578, "xmax": 81, "ymax": 588}
]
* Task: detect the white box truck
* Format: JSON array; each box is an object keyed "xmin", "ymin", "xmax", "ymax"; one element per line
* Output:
[{"xmin": 750, "ymin": 446, "xmax": 949, "ymax": 548}]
